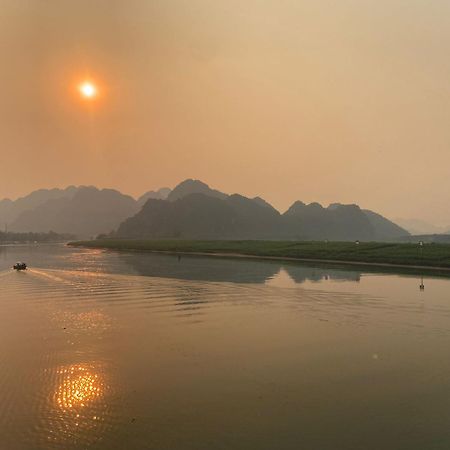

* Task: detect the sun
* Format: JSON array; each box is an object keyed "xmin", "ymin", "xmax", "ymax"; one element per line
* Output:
[{"xmin": 79, "ymin": 81, "xmax": 97, "ymax": 99}]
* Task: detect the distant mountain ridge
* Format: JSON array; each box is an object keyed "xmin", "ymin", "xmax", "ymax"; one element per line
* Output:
[
  {"xmin": 0, "ymin": 185, "xmax": 172, "ymax": 238},
  {"xmin": 167, "ymin": 179, "xmax": 227, "ymax": 202},
  {"xmin": 11, "ymin": 187, "xmax": 139, "ymax": 238},
  {"xmin": 116, "ymin": 179, "xmax": 409, "ymax": 241},
  {"xmin": 137, "ymin": 188, "xmax": 171, "ymax": 207},
  {"xmin": 395, "ymin": 218, "xmax": 449, "ymax": 236},
  {"xmin": 1, "ymin": 179, "xmax": 409, "ymax": 240},
  {"xmin": 0, "ymin": 186, "xmax": 79, "ymax": 226}
]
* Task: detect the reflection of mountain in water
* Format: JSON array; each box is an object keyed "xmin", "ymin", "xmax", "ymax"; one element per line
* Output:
[
  {"xmin": 119, "ymin": 253, "xmax": 280, "ymax": 284},
  {"xmin": 283, "ymin": 264, "xmax": 361, "ymax": 283},
  {"xmin": 0, "ymin": 244, "xmax": 363, "ymax": 284},
  {"xmin": 119, "ymin": 252, "xmax": 362, "ymax": 284}
]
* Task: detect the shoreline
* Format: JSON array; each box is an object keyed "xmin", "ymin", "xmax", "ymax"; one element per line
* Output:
[{"xmin": 69, "ymin": 241, "xmax": 450, "ymax": 273}]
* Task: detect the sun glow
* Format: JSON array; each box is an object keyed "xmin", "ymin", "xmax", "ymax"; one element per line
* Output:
[{"xmin": 79, "ymin": 82, "xmax": 97, "ymax": 99}]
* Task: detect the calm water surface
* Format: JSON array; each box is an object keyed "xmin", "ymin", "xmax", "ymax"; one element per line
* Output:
[{"xmin": 1, "ymin": 244, "xmax": 450, "ymax": 449}]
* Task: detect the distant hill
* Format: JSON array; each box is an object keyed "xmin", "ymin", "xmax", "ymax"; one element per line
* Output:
[
  {"xmin": 167, "ymin": 179, "xmax": 227, "ymax": 202},
  {"xmin": 283, "ymin": 202, "xmax": 375, "ymax": 240},
  {"xmin": 115, "ymin": 179, "xmax": 409, "ymax": 241},
  {"xmin": 137, "ymin": 188, "xmax": 171, "ymax": 207},
  {"xmin": 395, "ymin": 218, "xmax": 449, "ymax": 236},
  {"xmin": 117, "ymin": 192, "xmax": 281, "ymax": 239},
  {"xmin": 362, "ymin": 209, "xmax": 408, "ymax": 240},
  {"xmin": 1, "ymin": 185, "xmax": 172, "ymax": 238},
  {"xmin": 0, "ymin": 186, "xmax": 78, "ymax": 226},
  {"xmin": 2, "ymin": 180, "xmax": 410, "ymax": 240},
  {"xmin": 11, "ymin": 187, "xmax": 140, "ymax": 238}
]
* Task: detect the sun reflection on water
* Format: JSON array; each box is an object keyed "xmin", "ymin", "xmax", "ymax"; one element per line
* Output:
[
  {"xmin": 56, "ymin": 365, "xmax": 104, "ymax": 411},
  {"xmin": 43, "ymin": 364, "xmax": 115, "ymax": 448}
]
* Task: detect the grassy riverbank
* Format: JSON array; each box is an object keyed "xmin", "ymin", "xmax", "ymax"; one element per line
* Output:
[{"xmin": 69, "ymin": 239, "xmax": 450, "ymax": 270}]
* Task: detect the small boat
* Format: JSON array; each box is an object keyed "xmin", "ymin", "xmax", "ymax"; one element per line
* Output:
[{"xmin": 13, "ymin": 262, "xmax": 27, "ymax": 271}]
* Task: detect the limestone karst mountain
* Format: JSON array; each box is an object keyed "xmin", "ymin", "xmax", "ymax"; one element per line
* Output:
[
  {"xmin": 11, "ymin": 187, "xmax": 139, "ymax": 238},
  {"xmin": 1, "ymin": 180, "xmax": 409, "ymax": 240},
  {"xmin": 137, "ymin": 188, "xmax": 171, "ymax": 207},
  {"xmin": 116, "ymin": 180, "xmax": 409, "ymax": 241},
  {"xmin": 0, "ymin": 186, "xmax": 79, "ymax": 227}
]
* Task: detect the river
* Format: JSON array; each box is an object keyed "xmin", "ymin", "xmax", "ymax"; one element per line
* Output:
[{"xmin": 1, "ymin": 244, "xmax": 450, "ymax": 449}]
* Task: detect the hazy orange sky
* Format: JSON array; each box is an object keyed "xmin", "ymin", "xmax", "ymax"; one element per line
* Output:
[{"xmin": 1, "ymin": 0, "xmax": 449, "ymax": 224}]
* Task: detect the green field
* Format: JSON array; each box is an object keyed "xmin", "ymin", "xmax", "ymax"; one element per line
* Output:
[{"xmin": 69, "ymin": 239, "xmax": 450, "ymax": 270}]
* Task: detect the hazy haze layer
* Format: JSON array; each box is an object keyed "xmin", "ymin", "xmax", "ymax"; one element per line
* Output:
[{"xmin": 1, "ymin": 0, "xmax": 449, "ymax": 224}]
